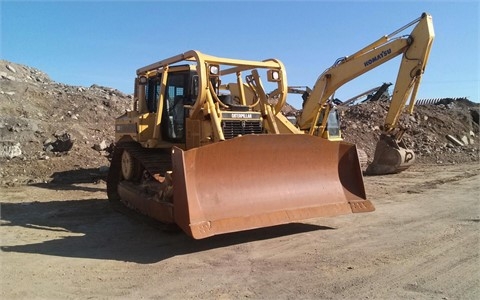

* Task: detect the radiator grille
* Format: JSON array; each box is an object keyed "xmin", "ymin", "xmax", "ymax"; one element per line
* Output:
[{"xmin": 222, "ymin": 121, "xmax": 263, "ymax": 139}]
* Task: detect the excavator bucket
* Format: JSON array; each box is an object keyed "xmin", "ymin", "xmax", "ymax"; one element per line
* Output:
[
  {"xmin": 171, "ymin": 134, "xmax": 374, "ymax": 239},
  {"xmin": 366, "ymin": 135, "xmax": 416, "ymax": 175}
]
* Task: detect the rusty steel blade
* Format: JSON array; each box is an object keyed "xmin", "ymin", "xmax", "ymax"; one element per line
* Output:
[{"xmin": 172, "ymin": 134, "xmax": 374, "ymax": 239}]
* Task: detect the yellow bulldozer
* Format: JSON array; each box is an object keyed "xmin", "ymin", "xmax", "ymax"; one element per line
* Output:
[{"xmin": 107, "ymin": 51, "xmax": 373, "ymax": 239}]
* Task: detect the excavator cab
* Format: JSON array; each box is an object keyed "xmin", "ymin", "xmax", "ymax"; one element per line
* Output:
[
  {"xmin": 287, "ymin": 87, "xmax": 343, "ymax": 141},
  {"xmin": 108, "ymin": 50, "xmax": 373, "ymax": 239},
  {"xmin": 325, "ymin": 108, "xmax": 342, "ymax": 140},
  {"xmin": 313, "ymin": 104, "xmax": 343, "ymax": 141}
]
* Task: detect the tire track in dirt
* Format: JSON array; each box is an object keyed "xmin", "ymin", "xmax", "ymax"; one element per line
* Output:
[
  {"xmin": 1, "ymin": 165, "xmax": 479, "ymax": 299},
  {"xmin": 312, "ymin": 173, "xmax": 480, "ymax": 299}
]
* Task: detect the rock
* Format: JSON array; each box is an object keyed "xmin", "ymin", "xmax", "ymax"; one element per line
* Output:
[
  {"xmin": 6, "ymin": 64, "xmax": 16, "ymax": 73},
  {"xmin": 43, "ymin": 138, "xmax": 54, "ymax": 146},
  {"xmin": 0, "ymin": 141, "xmax": 22, "ymax": 159},
  {"xmin": 445, "ymin": 135, "xmax": 464, "ymax": 147},
  {"xmin": 93, "ymin": 140, "xmax": 108, "ymax": 151},
  {"xmin": 45, "ymin": 144, "xmax": 55, "ymax": 152},
  {"xmin": 470, "ymin": 109, "xmax": 479, "ymax": 125},
  {"xmin": 460, "ymin": 136, "xmax": 470, "ymax": 145},
  {"xmin": 45, "ymin": 133, "xmax": 75, "ymax": 153}
]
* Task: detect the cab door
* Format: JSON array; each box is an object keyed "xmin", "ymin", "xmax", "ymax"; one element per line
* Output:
[{"xmin": 161, "ymin": 72, "xmax": 191, "ymax": 142}]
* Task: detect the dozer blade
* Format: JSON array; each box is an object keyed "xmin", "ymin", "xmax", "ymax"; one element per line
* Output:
[
  {"xmin": 172, "ymin": 134, "xmax": 374, "ymax": 239},
  {"xmin": 366, "ymin": 135, "xmax": 415, "ymax": 175}
]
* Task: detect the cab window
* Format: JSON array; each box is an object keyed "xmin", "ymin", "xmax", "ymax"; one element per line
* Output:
[
  {"xmin": 145, "ymin": 77, "xmax": 160, "ymax": 113},
  {"xmin": 163, "ymin": 72, "xmax": 189, "ymax": 141}
]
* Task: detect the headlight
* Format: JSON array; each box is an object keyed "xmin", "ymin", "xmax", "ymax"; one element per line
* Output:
[
  {"xmin": 138, "ymin": 76, "xmax": 148, "ymax": 85},
  {"xmin": 209, "ymin": 65, "xmax": 220, "ymax": 75},
  {"xmin": 272, "ymin": 71, "xmax": 279, "ymax": 80},
  {"xmin": 268, "ymin": 70, "xmax": 281, "ymax": 82}
]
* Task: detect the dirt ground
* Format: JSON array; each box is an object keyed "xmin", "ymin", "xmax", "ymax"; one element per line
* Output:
[{"xmin": 1, "ymin": 162, "xmax": 479, "ymax": 300}]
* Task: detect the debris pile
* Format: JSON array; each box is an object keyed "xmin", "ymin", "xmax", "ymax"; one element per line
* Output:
[
  {"xmin": 340, "ymin": 99, "xmax": 479, "ymax": 165},
  {"xmin": 0, "ymin": 60, "xmax": 131, "ymax": 185},
  {"xmin": 0, "ymin": 59, "xmax": 478, "ymax": 186}
]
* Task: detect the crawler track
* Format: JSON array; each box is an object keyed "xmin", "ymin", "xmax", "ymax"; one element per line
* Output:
[{"xmin": 107, "ymin": 142, "xmax": 176, "ymax": 225}]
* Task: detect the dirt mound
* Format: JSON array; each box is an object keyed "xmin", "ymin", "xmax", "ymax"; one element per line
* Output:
[
  {"xmin": 0, "ymin": 60, "xmax": 131, "ymax": 185},
  {"xmin": 340, "ymin": 99, "xmax": 479, "ymax": 165},
  {"xmin": 1, "ymin": 60, "xmax": 478, "ymax": 186}
]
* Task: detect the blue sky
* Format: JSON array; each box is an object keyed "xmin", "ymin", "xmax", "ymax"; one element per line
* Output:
[{"xmin": 2, "ymin": 1, "xmax": 479, "ymax": 108}]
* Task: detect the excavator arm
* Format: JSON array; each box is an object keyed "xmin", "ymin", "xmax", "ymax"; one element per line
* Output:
[
  {"xmin": 384, "ymin": 13, "xmax": 435, "ymax": 132},
  {"xmin": 296, "ymin": 12, "xmax": 434, "ymax": 174}
]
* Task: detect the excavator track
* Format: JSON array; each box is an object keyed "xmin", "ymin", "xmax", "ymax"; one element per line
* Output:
[{"xmin": 107, "ymin": 142, "xmax": 176, "ymax": 224}]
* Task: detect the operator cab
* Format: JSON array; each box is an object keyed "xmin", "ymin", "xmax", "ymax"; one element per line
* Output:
[
  {"xmin": 314, "ymin": 106, "xmax": 342, "ymax": 141},
  {"xmin": 326, "ymin": 108, "xmax": 341, "ymax": 139},
  {"xmin": 142, "ymin": 68, "xmax": 196, "ymax": 143}
]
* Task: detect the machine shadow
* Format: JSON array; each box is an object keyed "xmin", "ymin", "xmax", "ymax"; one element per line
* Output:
[
  {"xmin": 31, "ymin": 168, "xmax": 108, "ymax": 192},
  {"xmin": 1, "ymin": 198, "xmax": 334, "ymax": 264}
]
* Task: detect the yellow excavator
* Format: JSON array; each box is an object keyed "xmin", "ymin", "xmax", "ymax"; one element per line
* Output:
[
  {"xmin": 107, "ymin": 51, "xmax": 373, "ymax": 239},
  {"xmin": 293, "ymin": 12, "xmax": 435, "ymax": 175}
]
